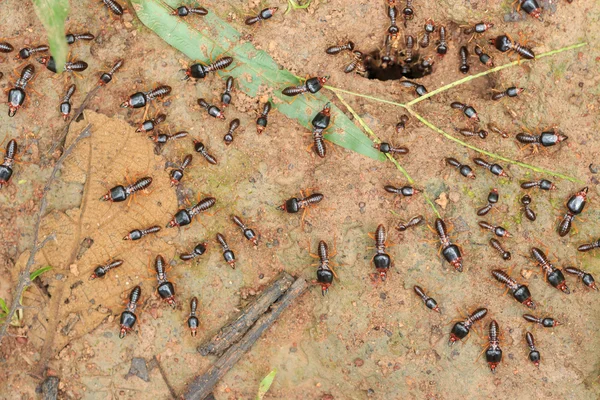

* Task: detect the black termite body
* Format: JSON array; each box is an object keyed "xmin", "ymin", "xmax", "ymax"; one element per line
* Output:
[
  {"xmin": 521, "ymin": 179, "xmax": 556, "ymax": 191},
  {"xmin": 373, "ymin": 224, "xmax": 392, "ymax": 280},
  {"xmin": 521, "ymin": 195, "xmax": 536, "ymax": 221},
  {"xmin": 180, "ymin": 242, "xmax": 208, "ymax": 261},
  {"xmin": 435, "ymin": 218, "xmax": 463, "ymax": 272},
  {"xmin": 166, "ymin": 197, "xmax": 216, "ymax": 228},
  {"xmin": 245, "ymin": 7, "xmax": 278, "ymax": 25},
  {"xmin": 184, "ymin": 57, "xmax": 233, "ymax": 80},
  {"xmin": 396, "ymin": 115, "xmax": 409, "ymax": 133},
  {"xmin": 420, "ymin": 20, "xmax": 435, "ymax": 48},
  {"xmin": 59, "ymin": 84, "xmax": 76, "ymax": 120},
  {"xmin": 520, "ymin": 0, "xmax": 543, "ymax": 20},
  {"xmin": 102, "ymin": 0, "xmax": 124, "ymax": 16},
  {"xmin": 516, "ymin": 131, "xmax": 568, "ymax": 147},
  {"xmin": 490, "ymin": 35, "xmax": 535, "ymax": 59},
  {"xmin": 487, "ymin": 123, "xmax": 508, "ymax": 138},
  {"xmin": 374, "ymin": 143, "xmax": 409, "ymax": 156},
  {"xmin": 473, "ymin": 158, "xmax": 509, "ymax": 178},
  {"xmin": 558, "ymin": 187, "xmax": 588, "ymax": 237},
  {"xmin": 381, "ymin": 34, "xmax": 394, "ymax": 68},
  {"xmin": 224, "ymin": 119, "xmax": 240, "ymax": 145},
  {"xmin": 565, "ymin": 267, "xmax": 597, "ymax": 290},
  {"xmin": 531, "ymin": 247, "xmax": 570, "ymax": 294},
  {"xmin": 491, "ymin": 269, "xmax": 535, "ymax": 308},
  {"xmin": 474, "ymin": 45, "xmax": 494, "ymax": 67},
  {"xmin": 136, "ymin": 113, "xmax": 166, "ymax": 133},
  {"xmin": 344, "ymin": 50, "xmax": 364, "ymax": 73},
  {"xmin": 221, "ymin": 76, "xmax": 234, "ymax": 107},
  {"xmin": 458, "ymin": 46, "xmax": 470, "ymax": 74},
  {"xmin": 316, "ymin": 241, "xmax": 334, "ymax": 295},
  {"xmin": 120, "ymin": 85, "xmax": 171, "ymax": 108},
  {"xmin": 149, "ymin": 131, "xmax": 188, "ymax": 148},
  {"xmin": 89, "ymin": 260, "xmax": 123, "ymax": 280},
  {"xmin": 154, "ymin": 255, "xmax": 176, "ymax": 308},
  {"xmin": 278, "ymin": 193, "xmax": 324, "ymax": 213},
  {"xmin": 66, "ymin": 32, "xmax": 95, "ymax": 45},
  {"xmin": 477, "ymin": 188, "xmax": 498, "ymax": 216},
  {"xmin": 8, "ymin": 64, "xmax": 35, "ymax": 117},
  {"xmin": 478, "ymin": 221, "xmax": 511, "ymax": 238},
  {"xmin": 37, "ymin": 55, "xmax": 88, "ymax": 73},
  {"xmin": 413, "ymin": 285, "xmax": 440, "ymax": 312},
  {"xmin": 0, "ymin": 42, "xmax": 14, "ymax": 53},
  {"xmin": 326, "ymin": 41, "xmax": 354, "ymax": 55},
  {"xmin": 463, "ymin": 22, "xmax": 494, "ymax": 35},
  {"xmin": 311, "ymin": 103, "xmax": 331, "ymax": 158},
  {"xmin": 172, "ymin": 5, "xmax": 208, "ymax": 17},
  {"xmin": 451, "ymin": 102, "xmax": 479, "ymax": 121},
  {"xmin": 123, "ymin": 226, "xmax": 161, "ymax": 241},
  {"xmin": 578, "ymin": 239, "xmax": 600, "ymax": 253},
  {"xmin": 397, "ymin": 215, "xmax": 424, "ymax": 232},
  {"xmin": 449, "ymin": 308, "xmax": 487, "ymax": 345},
  {"xmin": 402, "ymin": 0, "xmax": 414, "ymax": 27},
  {"xmin": 188, "ymin": 297, "xmax": 199, "ymax": 336},
  {"xmin": 446, "ymin": 157, "xmax": 476, "ymax": 179},
  {"xmin": 485, "ymin": 320, "xmax": 502, "ymax": 373},
  {"xmin": 436, "ymin": 25, "xmax": 448, "ymax": 55},
  {"xmin": 455, "ymin": 127, "xmax": 488, "ymax": 139},
  {"xmin": 197, "ymin": 98, "xmax": 225, "ymax": 119},
  {"xmin": 232, "ymin": 215, "xmax": 258, "ymax": 246},
  {"xmin": 523, "ymin": 314, "xmax": 560, "ymax": 328},
  {"xmin": 193, "ymin": 140, "xmax": 217, "ymax": 165},
  {"xmin": 386, "ymin": 1, "xmax": 400, "ymax": 36},
  {"xmin": 400, "ymin": 80, "xmax": 428, "ymax": 97},
  {"xmin": 256, "ymin": 101, "xmax": 271, "ymax": 134},
  {"xmin": 492, "ymin": 87, "xmax": 525, "ymax": 101},
  {"xmin": 489, "ymin": 238, "xmax": 511, "ymax": 261},
  {"xmin": 384, "ymin": 185, "xmax": 420, "ymax": 197},
  {"xmin": 525, "ymin": 332, "xmax": 541, "ymax": 367},
  {"xmin": 119, "ymin": 285, "xmax": 141, "ymax": 338},
  {"xmin": 216, "ymin": 233, "xmax": 236, "ymax": 269},
  {"xmin": 404, "ymin": 35, "xmax": 415, "ymax": 62},
  {"xmin": 0, "ymin": 139, "xmax": 17, "ymax": 188},
  {"xmin": 15, "ymin": 45, "xmax": 48, "ymax": 60},
  {"xmin": 169, "ymin": 154, "xmax": 193, "ymax": 186},
  {"xmin": 99, "ymin": 59, "xmax": 123, "ymax": 86},
  {"xmin": 99, "ymin": 177, "xmax": 153, "ymax": 202},
  {"xmin": 282, "ymin": 76, "xmax": 329, "ymax": 96}
]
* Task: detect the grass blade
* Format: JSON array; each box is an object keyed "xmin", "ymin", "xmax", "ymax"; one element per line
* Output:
[
  {"xmin": 256, "ymin": 369, "xmax": 277, "ymax": 400},
  {"xmin": 32, "ymin": 0, "xmax": 69, "ymax": 73},
  {"xmin": 0, "ymin": 299, "xmax": 8, "ymax": 315},
  {"xmin": 30, "ymin": 266, "xmax": 52, "ymax": 281},
  {"xmin": 130, "ymin": 0, "xmax": 384, "ymax": 161}
]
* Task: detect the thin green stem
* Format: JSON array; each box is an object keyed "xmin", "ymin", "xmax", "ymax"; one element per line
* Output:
[
  {"xmin": 324, "ymin": 86, "xmax": 408, "ymax": 109},
  {"xmin": 333, "ymin": 92, "xmax": 441, "ymax": 217},
  {"xmin": 407, "ymin": 42, "xmax": 587, "ymax": 106},
  {"xmin": 405, "ymin": 108, "xmax": 583, "ymax": 183}
]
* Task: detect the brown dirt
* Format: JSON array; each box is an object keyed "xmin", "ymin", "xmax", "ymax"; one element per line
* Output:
[{"xmin": 1, "ymin": 0, "xmax": 599, "ymax": 399}]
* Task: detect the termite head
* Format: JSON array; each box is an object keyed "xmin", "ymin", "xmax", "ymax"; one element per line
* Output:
[
  {"xmin": 318, "ymin": 76, "xmax": 329, "ymax": 85},
  {"xmin": 557, "ymin": 282, "xmax": 571, "ymax": 295},
  {"xmin": 523, "ymin": 299, "xmax": 536, "ymax": 309}
]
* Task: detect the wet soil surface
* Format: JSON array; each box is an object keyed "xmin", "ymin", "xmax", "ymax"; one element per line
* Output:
[{"xmin": 1, "ymin": 0, "xmax": 599, "ymax": 399}]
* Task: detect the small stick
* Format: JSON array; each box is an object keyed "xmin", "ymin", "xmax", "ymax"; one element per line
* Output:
[{"xmin": 184, "ymin": 277, "xmax": 308, "ymax": 400}]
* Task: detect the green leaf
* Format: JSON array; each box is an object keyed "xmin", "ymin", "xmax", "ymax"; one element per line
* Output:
[
  {"xmin": 32, "ymin": 0, "xmax": 69, "ymax": 73},
  {"xmin": 129, "ymin": 0, "xmax": 384, "ymax": 161},
  {"xmin": 0, "ymin": 298, "xmax": 8, "ymax": 315},
  {"xmin": 256, "ymin": 369, "xmax": 277, "ymax": 400},
  {"xmin": 285, "ymin": 0, "xmax": 312, "ymax": 14},
  {"xmin": 30, "ymin": 266, "xmax": 52, "ymax": 281}
]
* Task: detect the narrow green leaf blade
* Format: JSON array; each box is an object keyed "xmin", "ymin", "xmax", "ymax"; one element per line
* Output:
[
  {"xmin": 32, "ymin": 0, "xmax": 69, "ymax": 73},
  {"xmin": 130, "ymin": 0, "xmax": 384, "ymax": 161},
  {"xmin": 0, "ymin": 298, "xmax": 8, "ymax": 315},
  {"xmin": 30, "ymin": 265, "xmax": 52, "ymax": 281},
  {"xmin": 256, "ymin": 369, "xmax": 277, "ymax": 400}
]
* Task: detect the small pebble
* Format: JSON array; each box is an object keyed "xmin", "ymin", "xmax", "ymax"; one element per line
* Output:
[{"xmin": 354, "ymin": 358, "xmax": 364, "ymax": 367}]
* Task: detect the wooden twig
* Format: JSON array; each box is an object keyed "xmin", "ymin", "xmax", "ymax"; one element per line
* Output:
[
  {"xmin": 198, "ymin": 272, "xmax": 295, "ymax": 357},
  {"xmin": 153, "ymin": 355, "xmax": 177, "ymax": 399},
  {"xmin": 0, "ymin": 124, "xmax": 92, "ymax": 344},
  {"xmin": 184, "ymin": 277, "xmax": 308, "ymax": 400}
]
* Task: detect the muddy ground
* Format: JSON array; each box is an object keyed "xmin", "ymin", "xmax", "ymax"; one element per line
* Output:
[{"xmin": 1, "ymin": 0, "xmax": 599, "ymax": 399}]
